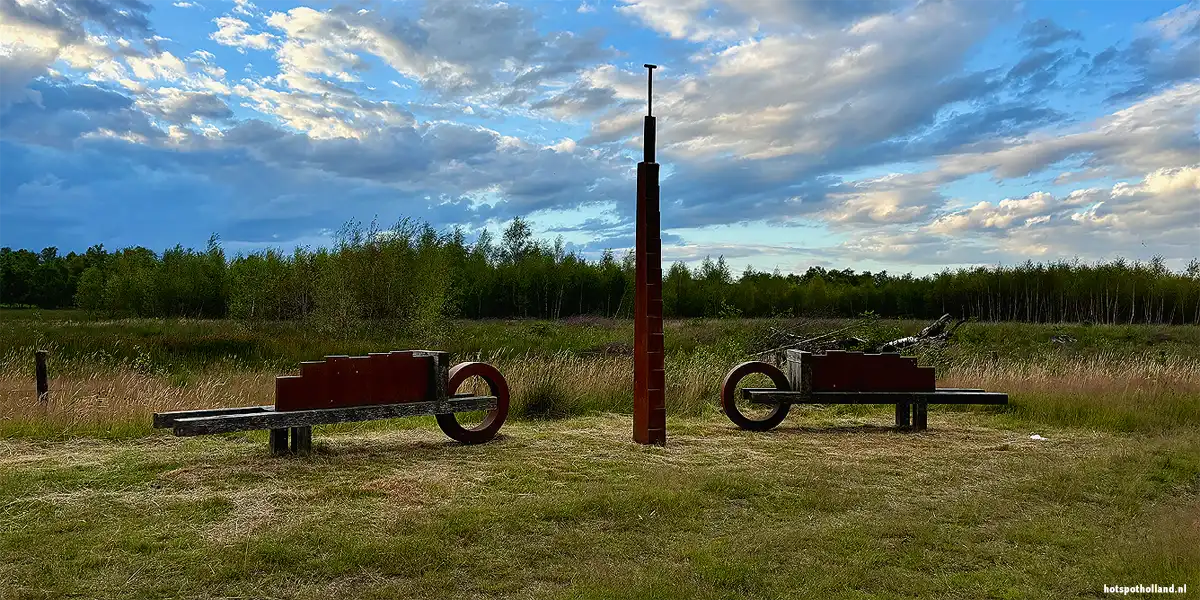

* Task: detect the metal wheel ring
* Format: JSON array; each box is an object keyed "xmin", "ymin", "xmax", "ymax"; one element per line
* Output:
[
  {"xmin": 435, "ymin": 362, "xmax": 510, "ymax": 444},
  {"xmin": 720, "ymin": 361, "xmax": 791, "ymax": 432}
]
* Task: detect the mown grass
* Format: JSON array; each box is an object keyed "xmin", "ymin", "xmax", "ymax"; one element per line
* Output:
[{"xmin": 1, "ymin": 415, "xmax": 1197, "ymax": 599}]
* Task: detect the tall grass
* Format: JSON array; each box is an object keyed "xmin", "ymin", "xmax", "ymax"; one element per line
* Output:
[
  {"xmin": 943, "ymin": 352, "xmax": 1200, "ymax": 432},
  {"xmin": 4, "ymin": 347, "xmax": 1198, "ymax": 438},
  {"xmin": 5, "ymin": 312, "xmax": 1198, "ymax": 437}
]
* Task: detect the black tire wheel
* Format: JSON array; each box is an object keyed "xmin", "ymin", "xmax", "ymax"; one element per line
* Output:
[
  {"xmin": 720, "ymin": 361, "xmax": 791, "ymax": 432},
  {"xmin": 436, "ymin": 362, "xmax": 510, "ymax": 444}
]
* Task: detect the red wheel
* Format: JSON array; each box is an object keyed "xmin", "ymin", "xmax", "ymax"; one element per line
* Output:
[
  {"xmin": 436, "ymin": 362, "xmax": 510, "ymax": 444},
  {"xmin": 720, "ymin": 361, "xmax": 791, "ymax": 431}
]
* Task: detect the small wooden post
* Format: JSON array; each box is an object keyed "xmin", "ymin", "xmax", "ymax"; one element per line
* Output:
[
  {"xmin": 913, "ymin": 403, "xmax": 928, "ymax": 430},
  {"xmin": 894, "ymin": 402, "xmax": 911, "ymax": 428},
  {"xmin": 35, "ymin": 350, "xmax": 49, "ymax": 405},
  {"xmin": 290, "ymin": 426, "xmax": 312, "ymax": 454},
  {"xmin": 269, "ymin": 429, "xmax": 289, "ymax": 455}
]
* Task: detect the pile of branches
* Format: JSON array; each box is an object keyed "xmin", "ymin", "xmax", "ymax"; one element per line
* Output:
[{"xmin": 751, "ymin": 313, "xmax": 967, "ymax": 361}]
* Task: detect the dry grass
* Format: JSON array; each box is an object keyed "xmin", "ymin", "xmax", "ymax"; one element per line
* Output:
[
  {"xmin": 945, "ymin": 352, "xmax": 1200, "ymax": 395},
  {"xmin": 3, "ymin": 350, "xmax": 1200, "ymax": 436},
  {"xmin": 942, "ymin": 353, "xmax": 1200, "ymax": 431},
  {"xmin": 0, "ymin": 368, "xmax": 275, "ymax": 435},
  {"xmin": 1, "ymin": 414, "xmax": 1196, "ymax": 599}
]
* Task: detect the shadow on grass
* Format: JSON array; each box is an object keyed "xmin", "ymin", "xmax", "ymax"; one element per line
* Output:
[
  {"xmin": 293, "ymin": 431, "xmax": 517, "ymax": 461},
  {"xmin": 748, "ymin": 423, "xmax": 903, "ymax": 436}
]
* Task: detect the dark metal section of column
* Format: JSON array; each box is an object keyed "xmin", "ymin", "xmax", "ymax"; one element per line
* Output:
[{"xmin": 634, "ymin": 63, "xmax": 665, "ymax": 446}]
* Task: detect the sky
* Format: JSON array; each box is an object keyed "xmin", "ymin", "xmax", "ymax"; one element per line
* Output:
[{"xmin": 1, "ymin": 0, "xmax": 1197, "ymax": 276}]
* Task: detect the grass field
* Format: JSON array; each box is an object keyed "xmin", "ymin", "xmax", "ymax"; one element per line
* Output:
[{"xmin": 1, "ymin": 310, "xmax": 1198, "ymax": 598}]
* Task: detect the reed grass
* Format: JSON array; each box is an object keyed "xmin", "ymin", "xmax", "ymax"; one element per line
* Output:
[{"xmin": 4, "ymin": 347, "xmax": 1198, "ymax": 437}]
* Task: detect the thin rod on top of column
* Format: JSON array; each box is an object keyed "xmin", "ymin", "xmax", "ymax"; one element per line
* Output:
[
  {"xmin": 643, "ymin": 64, "xmax": 657, "ymax": 164},
  {"xmin": 644, "ymin": 63, "xmax": 656, "ymax": 116}
]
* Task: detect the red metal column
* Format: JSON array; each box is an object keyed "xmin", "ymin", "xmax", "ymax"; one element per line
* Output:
[{"xmin": 634, "ymin": 64, "xmax": 666, "ymax": 446}]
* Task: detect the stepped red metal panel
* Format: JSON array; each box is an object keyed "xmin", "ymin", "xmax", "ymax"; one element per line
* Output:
[
  {"xmin": 274, "ymin": 351, "xmax": 434, "ymax": 411},
  {"xmin": 804, "ymin": 351, "xmax": 935, "ymax": 393}
]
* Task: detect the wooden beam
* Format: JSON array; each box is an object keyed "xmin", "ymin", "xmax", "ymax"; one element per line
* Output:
[
  {"xmin": 744, "ymin": 389, "xmax": 1008, "ymax": 405},
  {"xmin": 170, "ymin": 396, "xmax": 498, "ymax": 436},
  {"xmin": 153, "ymin": 406, "xmax": 274, "ymax": 429}
]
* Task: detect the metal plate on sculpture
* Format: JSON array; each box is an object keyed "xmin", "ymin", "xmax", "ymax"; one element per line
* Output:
[{"xmin": 275, "ymin": 351, "xmax": 434, "ymax": 411}]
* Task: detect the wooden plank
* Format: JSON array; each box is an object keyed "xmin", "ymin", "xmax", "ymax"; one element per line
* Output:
[
  {"xmin": 171, "ymin": 395, "xmax": 498, "ymax": 436},
  {"xmin": 413, "ymin": 350, "xmax": 449, "ymax": 411},
  {"xmin": 744, "ymin": 389, "xmax": 1008, "ymax": 405},
  {"xmin": 786, "ymin": 349, "xmax": 812, "ymax": 394},
  {"xmin": 740, "ymin": 387, "xmax": 784, "ymax": 399},
  {"xmin": 153, "ymin": 406, "xmax": 273, "ymax": 428}
]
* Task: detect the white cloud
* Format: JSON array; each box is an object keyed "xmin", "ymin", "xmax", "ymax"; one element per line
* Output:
[
  {"xmin": 583, "ymin": 0, "xmax": 1007, "ymax": 164},
  {"xmin": 547, "ymin": 138, "xmax": 577, "ymax": 153},
  {"xmin": 1, "ymin": 0, "xmax": 1196, "ymax": 272},
  {"xmin": 137, "ymin": 87, "xmax": 232, "ymax": 123},
  {"xmin": 928, "ymin": 192, "xmax": 1055, "ymax": 234},
  {"xmin": 1150, "ymin": 2, "xmax": 1200, "ymax": 41},
  {"xmin": 938, "ymin": 82, "xmax": 1200, "ymax": 180},
  {"xmin": 825, "ymin": 173, "xmax": 941, "ymax": 225},
  {"xmin": 232, "ymin": 0, "xmax": 257, "ymax": 17},
  {"xmin": 616, "ymin": 0, "xmax": 744, "ymax": 42},
  {"xmin": 126, "ymin": 51, "xmax": 189, "ymax": 81},
  {"xmin": 210, "ymin": 16, "xmax": 275, "ymax": 51}
]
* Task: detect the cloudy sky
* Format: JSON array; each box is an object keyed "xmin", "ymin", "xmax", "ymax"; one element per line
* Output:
[{"xmin": 1, "ymin": 0, "xmax": 1197, "ymax": 275}]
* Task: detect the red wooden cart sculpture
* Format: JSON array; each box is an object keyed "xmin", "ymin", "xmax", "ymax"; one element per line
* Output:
[
  {"xmin": 153, "ymin": 350, "xmax": 509, "ymax": 454},
  {"xmin": 721, "ymin": 349, "xmax": 1006, "ymax": 431}
]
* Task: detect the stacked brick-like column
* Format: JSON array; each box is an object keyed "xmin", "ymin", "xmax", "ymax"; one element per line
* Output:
[{"xmin": 634, "ymin": 64, "xmax": 666, "ymax": 446}]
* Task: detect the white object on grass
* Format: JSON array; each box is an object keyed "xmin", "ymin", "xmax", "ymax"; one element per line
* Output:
[{"xmin": 1030, "ymin": 434, "xmax": 1046, "ymax": 441}]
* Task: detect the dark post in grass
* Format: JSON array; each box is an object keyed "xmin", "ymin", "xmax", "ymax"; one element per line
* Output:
[
  {"xmin": 35, "ymin": 350, "xmax": 49, "ymax": 405},
  {"xmin": 633, "ymin": 63, "xmax": 666, "ymax": 446}
]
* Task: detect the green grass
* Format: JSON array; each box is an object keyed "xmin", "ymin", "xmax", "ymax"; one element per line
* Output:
[
  {"xmin": 1, "ymin": 414, "xmax": 1197, "ymax": 599},
  {"xmin": 5, "ymin": 308, "xmax": 1199, "ymax": 375}
]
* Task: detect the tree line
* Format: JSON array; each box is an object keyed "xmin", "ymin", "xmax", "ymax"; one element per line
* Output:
[{"xmin": 3, "ymin": 217, "xmax": 1199, "ymax": 326}]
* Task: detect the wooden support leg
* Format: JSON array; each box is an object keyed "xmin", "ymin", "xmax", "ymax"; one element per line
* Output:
[
  {"xmin": 290, "ymin": 426, "xmax": 312, "ymax": 454},
  {"xmin": 895, "ymin": 402, "xmax": 911, "ymax": 429},
  {"xmin": 269, "ymin": 428, "xmax": 289, "ymax": 455},
  {"xmin": 914, "ymin": 403, "xmax": 928, "ymax": 431}
]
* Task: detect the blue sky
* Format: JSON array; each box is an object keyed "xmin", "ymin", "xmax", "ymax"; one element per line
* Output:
[{"xmin": 1, "ymin": 0, "xmax": 1197, "ymax": 276}]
